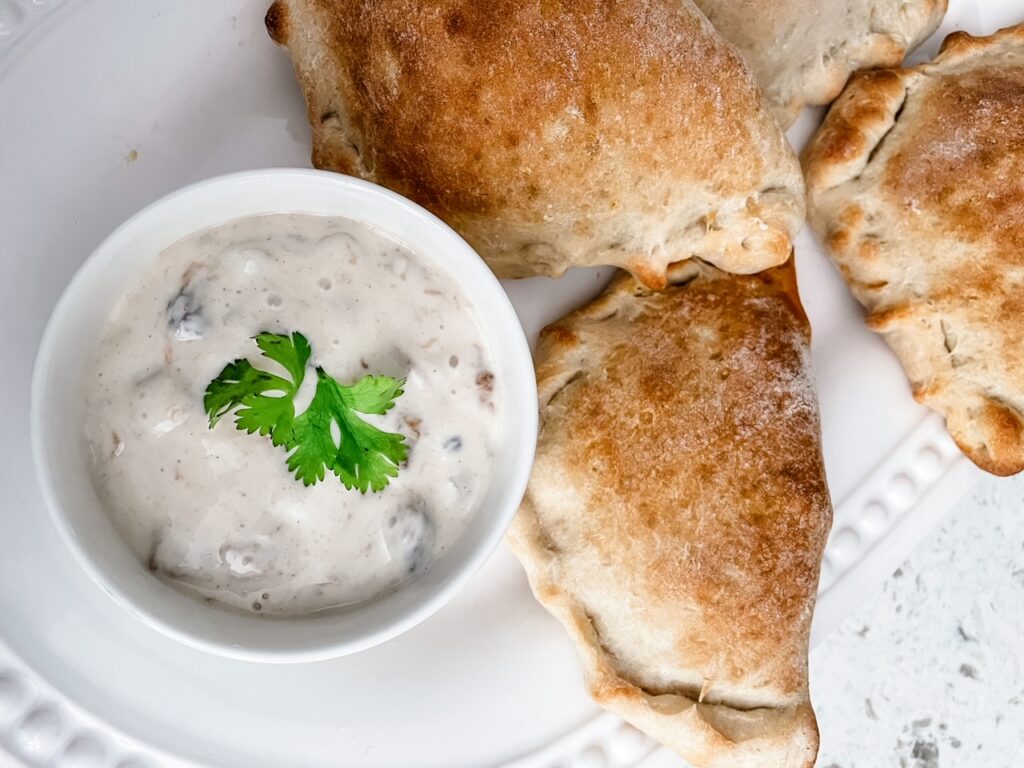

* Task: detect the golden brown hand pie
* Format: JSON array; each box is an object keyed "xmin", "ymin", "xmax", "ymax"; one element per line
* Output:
[
  {"xmin": 266, "ymin": 0, "xmax": 804, "ymax": 289},
  {"xmin": 804, "ymin": 24, "xmax": 1024, "ymax": 476},
  {"xmin": 693, "ymin": 0, "xmax": 946, "ymax": 127},
  {"xmin": 508, "ymin": 260, "xmax": 833, "ymax": 768}
]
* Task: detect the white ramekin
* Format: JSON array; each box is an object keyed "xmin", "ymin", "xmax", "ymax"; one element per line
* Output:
[{"xmin": 31, "ymin": 169, "xmax": 537, "ymax": 663}]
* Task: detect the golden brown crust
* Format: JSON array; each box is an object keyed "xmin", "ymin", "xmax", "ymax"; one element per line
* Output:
[
  {"xmin": 264, "ymin": 0, "xmax": 288, "ymax": 44},
  {"xmin": 802, "ymin": 69, "xmax": 913, "ymax": 195},
  {"xmin": 804, "ymin": 24, "xmax": 1024, "ymax": 476},
  {"xmin": 509, "ymin": 260, "xmax": 832, "ymax": 767},
  {"xmin": 266, "ymin": 0, "xmax": 804, "ymax": 288},
  {"xmin": 692, "ymin": 0, "xmax": 946, "ymax": 127}
]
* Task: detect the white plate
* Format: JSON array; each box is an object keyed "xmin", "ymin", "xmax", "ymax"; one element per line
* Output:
[{"xmin": 0, "ymin": 0, "xmax": 1008, "ymax": 766}]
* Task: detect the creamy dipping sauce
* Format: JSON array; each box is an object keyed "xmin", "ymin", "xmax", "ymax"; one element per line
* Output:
[{"xmin": 83, "ymin": 213, "xmax": 502, "ymax": 615}]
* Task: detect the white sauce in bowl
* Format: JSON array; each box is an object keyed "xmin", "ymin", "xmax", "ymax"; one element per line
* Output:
[{"xmin": 83, "ymin": 213, "xmax": 502, "ymax": 616}]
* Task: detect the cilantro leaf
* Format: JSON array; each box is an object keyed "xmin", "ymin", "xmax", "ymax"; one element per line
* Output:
[
  {"xmin": 337, "ymin": 375, "xmax": 407, "ymax": 415},
  {"xmin": 203, "ymin": 359, "xmax": 291, "ymax": 427},
  {"xmin": 288, "ymin": 368, "xmax": 408, "ymax": 492},
  {"xmin": 254, "ymin": 330, "xmax": 311, "ymax": 385},
  {"xmin": 204, "ymin": 332, "xmax": 407, "ymax": 493},
  {"xmin": 204, "ymin": 332, "xmax": 309, "ymax": 448},
  {"xmin": 234, "ymin": 392, "xmax": 296, "ymax": 448}
]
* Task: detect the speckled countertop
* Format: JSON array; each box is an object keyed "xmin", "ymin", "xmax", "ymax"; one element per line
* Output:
[{"xmin": 811, "ymin": 476, "xmax": 1024, "ymax": 768}]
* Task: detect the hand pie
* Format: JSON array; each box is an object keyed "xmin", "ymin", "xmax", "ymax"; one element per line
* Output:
[
  {"xmin": 804, "ymin": 24, "xmax": 1024, "ymax": 475},
  {"xmin": 508, "ymin": 260, "xmax": 833, "ymax": 768},
  {"xmin": 266, "ymin": 0, "xmax": 804, "ymax": 288}
]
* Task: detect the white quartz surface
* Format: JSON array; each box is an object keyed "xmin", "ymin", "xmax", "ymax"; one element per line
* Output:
[{"xmin": 811, "ymin": 476, "xmax": 1024, "ymax": 768}]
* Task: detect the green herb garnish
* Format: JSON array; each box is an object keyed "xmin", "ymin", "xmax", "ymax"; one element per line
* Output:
[{"xmin": 204, "ymin": 332, "xmax": 407, "ymax": 492}]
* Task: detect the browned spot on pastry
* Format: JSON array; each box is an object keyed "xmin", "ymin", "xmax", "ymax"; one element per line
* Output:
[
  {"xmin": 885, "ymin": 68, "xmax": 1024, "ymax": 252},
  {"xmin": 539, "ymin": 325, "xmax": 579, "ymax": 350},
  {"xmin": 264, "ymin": 0, "xmax": 289, "ymax": 44},
  {"xmin": 444, "ymin": 8, "xmax": 466, "ymax": 35},
  {"xmin": 940, "ymin": 29, "xmax": 979, "ymax": 54},
  {"xmin": 629, "ymin": 257, "xmax": 669, "ymax": 291},
  {"xmin": 913, "ymin": 381, "xmax": 946, "ymax": 402},
  {"xmin": 826, "ymin": 228, "xmax": 851, "ymax": 253},
  {"xmin": 857, "ymin": 238, "xmax": 881, "ymax": 261},
  {"xmin": 825, "ymin": 205, "xmax": 865, "ymax": 253},
  {"xmin": 804, "ymin": 70, "xmax": 907, "ymax": 170},
  {"xmin": 971, "ymin": 400, "xmax": 1024, "ymax": 476},
  {"xmin": 866, "ymin": 304, "xmax": 915, "ymax": 331}
]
